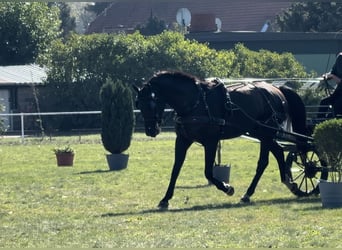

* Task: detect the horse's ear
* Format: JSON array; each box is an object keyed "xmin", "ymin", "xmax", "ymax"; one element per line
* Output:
[{"xmin": 133, "ymin": 85, "xmax": 140, "ymax": 93}]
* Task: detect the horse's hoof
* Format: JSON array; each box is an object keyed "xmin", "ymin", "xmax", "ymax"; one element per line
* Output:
[
  {"xmin": 289, "ymin": 183, "xmax": 300, "ymax": 195},
  {"xmin": 240, "ymin": 194, "xmax": 250, "ymax": 203},
  {"xmin": 224, "ymin": 184, "xmax": 235, "ymax": 196},
  {"xmin": 283, "ymin": 181, "xmax": 299, "ymax": 195},
  {"xmin": 158, "ymin": 200, "xmax": 169, "ymax": 209}
]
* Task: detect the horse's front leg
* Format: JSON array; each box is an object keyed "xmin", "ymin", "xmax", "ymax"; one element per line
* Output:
[
  {"xmin": 204, "ymin": 140, "xmax": 234, "ymax": 196},
  {"xmin": 158, "ymin": 135, "xmax": 192, "ymax": 209}
]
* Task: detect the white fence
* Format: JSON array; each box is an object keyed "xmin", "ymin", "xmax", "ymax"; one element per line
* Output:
[
  {"xmin": 0, "ymin": 106, "xmax": 332, "ymax": 143},
  {"xmin": 0, "ymin": 111, "xmax": 100, "ymax": 143},
  {"xmin": 0, "ymin": 109, "xmax": 175, "ymax": 143}
]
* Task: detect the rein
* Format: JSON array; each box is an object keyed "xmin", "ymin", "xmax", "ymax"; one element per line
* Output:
[{"xmin": 174, "ymin": 81, "xmax": 287, "ymax": 130}]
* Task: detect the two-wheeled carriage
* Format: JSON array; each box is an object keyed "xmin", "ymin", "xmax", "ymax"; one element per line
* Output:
[
  {"xmin": 280, "ymin": 79, "xmax": 341, "ymax": 198},
  {"xmin": 277, "ymin": 112, "xmax": 330, "ymax": 197}
]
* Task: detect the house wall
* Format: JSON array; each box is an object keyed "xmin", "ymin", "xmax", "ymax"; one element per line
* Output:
[
  {"xmin": 17, "ymin": 87, "xmax": 37, "ymax": 113},
  {"xmin": 0, "ymin": 86, "xmax": 40, "ymax": 131},
  {"xmin": 0, "ymin": 89, "xmax": 11, "ymax": 129},
  {"xmin": 294, "ymin": 54, "xmax": 336, "ymax": 75}
]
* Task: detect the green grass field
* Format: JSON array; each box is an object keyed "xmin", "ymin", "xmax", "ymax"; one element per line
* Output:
[{"xmin": 0, "ymin": 132, "xmax": 341, "ymax": 248}]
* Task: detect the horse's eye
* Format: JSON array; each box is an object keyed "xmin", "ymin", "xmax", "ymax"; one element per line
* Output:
[{"xmin": 135, "ymin": 100, "xmax": 139, "ymax": 108}]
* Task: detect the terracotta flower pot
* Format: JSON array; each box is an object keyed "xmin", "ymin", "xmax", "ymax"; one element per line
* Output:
[{"xmin": 56, "ymin": 153, "xmax": 74, "ymax": 167}]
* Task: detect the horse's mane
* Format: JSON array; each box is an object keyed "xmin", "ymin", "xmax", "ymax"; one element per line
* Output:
[
  {"xmin": 147, "ymin": 70, "xmax": 227, "ymax": 93},
  {"xmin": 149, "ymin": 70, "xmax": 200, "ymax": 86}
]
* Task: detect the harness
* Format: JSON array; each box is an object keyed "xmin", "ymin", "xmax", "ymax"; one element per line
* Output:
[
  {"xmin": 175, "ymin": 81, "xmax": 287, "ymax": 132},
  {"xmin": 252, "ymin": 84, "xmax": 288, "ymax": 130},
  {"xmin": 175, "ymin": 79, "xmax": 234, "ymax": 126}
]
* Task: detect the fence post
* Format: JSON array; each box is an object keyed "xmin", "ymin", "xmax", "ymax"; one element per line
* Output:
[{"xmin": 20, "ymin": 113, "xmax": 24, "ymax": 143}]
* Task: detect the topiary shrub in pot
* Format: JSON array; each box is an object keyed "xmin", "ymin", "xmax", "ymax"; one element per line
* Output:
[
  {"xmin": 100, "ymin": 78, "xmax": 135, "ymax": 171},
  {"xmin": 313, "ymin": 118, "xmax": 342, "ymax": 207}
]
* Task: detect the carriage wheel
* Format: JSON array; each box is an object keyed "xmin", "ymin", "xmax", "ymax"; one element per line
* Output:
[{"xmin": 285, "ymin": 149, "xmax": 328, "ymax": 197}]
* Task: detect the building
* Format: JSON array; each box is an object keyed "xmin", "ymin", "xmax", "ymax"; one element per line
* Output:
[
  {"xmin": 86, "ymin": 0, "xmax": 342, "ymax": 74},
  {"xmin": 0, "ymin": 64, "xmax": 47, "ymax": 130},
  {"xmin": 186, "ymin": 31, "xmax": 342, "ymax": 74},
  {"xmin": 86, "ymin": 0, "xmax": 292, "ymax": 34}
]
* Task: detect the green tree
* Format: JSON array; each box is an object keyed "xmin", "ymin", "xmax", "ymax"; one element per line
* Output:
[
  {"xmin": 40, "ymin": 31, "xmax": 309, "ymax": 128},
  {"xmin": 39, "ymin": 78, "xmax": 102, "ymax": 131},
  {"xmin": 52, "ymin": 2, "xmax": 76, "ymax": 39},
  {"xmin": 136, "ymin": 13, "xmax": 167, "ymax": 36},
  {"xmin": 230, "ymin": 43, "xmax": 308, "ymax": 78},
  {"xmin": 42, "ymin": 31, "xmax": 235, "ymax": 84},
  {"xmin": 0, "ymin": 2, "xmax": 61, "ymax": 65},
  {"xmin": 276, "ymin": 2, "xmax": 342, "ymax": 32},
  {"xmin": 149, "ymin": 31, "xmax": 234, "ymax": 78}
]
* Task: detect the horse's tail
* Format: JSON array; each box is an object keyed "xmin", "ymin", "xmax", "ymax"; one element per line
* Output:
[{"xmin": 279, "ymin": 86, "xmax": 307, "ymax": 136}]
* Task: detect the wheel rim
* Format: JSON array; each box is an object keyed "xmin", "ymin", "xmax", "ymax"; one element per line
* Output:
[{"xmin": 286, "ymin": 150, "xmax": 328, "ymax": 196}]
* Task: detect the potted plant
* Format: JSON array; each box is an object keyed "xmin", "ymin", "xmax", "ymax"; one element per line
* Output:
[
  {"xmin": 53, "ymin": 145, "xmax": 75, "ymax": 167},
  {"xmin": 100, "ymin": 78, "xmax": 135, "ymax": 171},
  {"xmin": 313, "ymin": 118, "xmax": 342, "ymax": 208}
]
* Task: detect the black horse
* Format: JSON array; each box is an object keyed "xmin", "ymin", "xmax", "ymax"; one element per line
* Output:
[{"xmin": 135, "ymin": 71, "xmax": 307, "ymax": 208}]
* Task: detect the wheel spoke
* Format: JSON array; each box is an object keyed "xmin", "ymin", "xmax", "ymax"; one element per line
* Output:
[
  {"xmin": 297, "ymin": 174, "xmax": 305, "ymax": 191},
  {"xmin": 309, "ymin": 177, "xmax": 316, "ymax": 190},
  {"xmin": 293, "ymin": 170, "xmax": 304, "ymax": 182}
]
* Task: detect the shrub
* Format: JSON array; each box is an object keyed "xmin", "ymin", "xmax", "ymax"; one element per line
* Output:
[
  {"xmin": 313, "ymin": 118, "xmax": 342, "ymax": 182},
  {"xmin": 53, "ymin": 145, "xmax": 75, "ymax": 155},
  {"xmin": 100, "ymin": 78, "xmax": 134, "ymax": 154}
]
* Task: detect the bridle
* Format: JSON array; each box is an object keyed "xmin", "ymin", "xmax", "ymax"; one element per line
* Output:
[
  {"xmin": 137, "ymin": 84, "xmax": 164, "ymax": 126},
  {"xmin": 138, "ymin": 81, "xmax": 233, "ymax": 128}
]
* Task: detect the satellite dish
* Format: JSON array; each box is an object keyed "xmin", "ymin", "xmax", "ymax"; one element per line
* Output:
[
  {"xmin": 215, "ymin": 18, "xmax": 222, "ymax": 32},
  {"xmin": 176, "ymin": 8, "xmax": 191, "ymax": 27}
]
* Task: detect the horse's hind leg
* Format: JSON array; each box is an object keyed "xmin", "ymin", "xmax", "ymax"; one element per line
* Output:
[
  {"xmin": 158, "ymin": 135, "xmax": 192, "ymax": 209},
  {"xmin": 241, "ymin": 140, "xmax": 270, "ymax": 203},
  {"xmin": 268, "ymin": 140, "xmax": 299, "ymax": 194}
]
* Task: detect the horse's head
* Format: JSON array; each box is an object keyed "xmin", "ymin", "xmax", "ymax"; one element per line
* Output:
[{"xmin": 134, "ymin": 84, "xmax": 165, "ymax": 137}]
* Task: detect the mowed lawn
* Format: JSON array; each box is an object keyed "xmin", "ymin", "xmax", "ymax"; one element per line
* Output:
[{"xmin": 0, "ymin": 132, "xmax": 341, "ymax": 248}]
